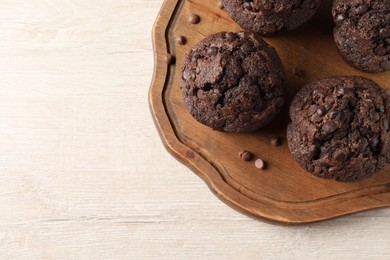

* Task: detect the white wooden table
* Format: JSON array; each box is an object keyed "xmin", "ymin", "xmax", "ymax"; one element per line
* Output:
[{"xmin": 0, "ymin": 0, "xmax": 389, "ymax": 259}]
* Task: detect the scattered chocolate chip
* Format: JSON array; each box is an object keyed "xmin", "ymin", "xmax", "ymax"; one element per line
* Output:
[
  {"xmin": 176, "ymin": 35, "xmax": 186, "ymax": 45},
  {"xmin": 164, "ymin": 53, "xmax": 175, "ymax": 65},
  {"xmin": 218, "ymin": 0, "xmax": 224, "ymax": 9},
  {"xmin": 380, "ymin": 60, "xmax": 390, "ymax": 70},
  {"xmin": 374, "ymin": 45, "xmax": 386, "ymax": 56},
  {"xmin": 238, "ymin": 150, "xmax": 251, "ymax": 160},
  {"xmin": 189, "ymin": 14, "xmax": 200, "ymax": 24},
  {"xmin": 293, "ymin": 66, "xmax": 305, "ymax": 77},
  {"xmin": 386, "ymin": 89, "xmax": 390, "ymax": 96},
  {"xmin": 255, "ymin": 159, "xmax": 265, "ymax": 170},
  {"xmin": 370, "ymin": 110, "xmax": 380, "ymax": 122},
  {"xmin": 317, "ymin": 106, "xmax": 326, "ymax": 116},
  {"xmin": 239, "ymin": 150, "xmax": 253, "ymax": 161},
  {"xmin": 271, "ymin": 137, "xmax": 282, "ymax": 147}
]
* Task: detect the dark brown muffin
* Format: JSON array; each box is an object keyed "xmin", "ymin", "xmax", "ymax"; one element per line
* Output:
[
  {"xmin": 287, "ymin": 76, "xmax": 390, "ymax": 182},
  {"xmin": 181, "ymin": 31, "xmax": 285, "ymax": 133},
  {"xmin": 332, "ymin": 0, "xmax": 390, "ymax": 73},
  {"xmin": 222, "ymin": 0, "xmax": 321, "ymax": 36}
]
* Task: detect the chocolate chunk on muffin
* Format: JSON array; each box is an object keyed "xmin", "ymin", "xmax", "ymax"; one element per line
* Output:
[
  {"xmin": 222, "ymin": 0, "xmax": 321, "ymax": 36},
  {"xmin": 181, "ymin": 31, "xmax": 285, "ymax": 133},
  {"xmin": 287, "ymin": 76, "xmax": 390, "ymax": 182},
  {"xmin": 332, "ymin": 0, "xmax": 390, "ymax": 73}
]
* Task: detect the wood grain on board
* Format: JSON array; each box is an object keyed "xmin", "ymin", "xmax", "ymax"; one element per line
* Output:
[{"xmin": 149, "ymin": 0, "xmax": 390, "ymax": 224}]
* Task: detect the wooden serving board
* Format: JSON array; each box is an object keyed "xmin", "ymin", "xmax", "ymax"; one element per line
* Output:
[{"xmin": 149, "ymin": 0, "xmax": 390, "ymax": 224}]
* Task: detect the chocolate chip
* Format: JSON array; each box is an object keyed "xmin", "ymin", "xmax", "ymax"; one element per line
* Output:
[
  {"xmin": 293, "ymin": 66, "xmax": 305, "ymax": 78},
  {"xmin": 255, "ymin": 159, "xmax": 265, "ymax": 170},
  {"xmin": 271, "ymin": 137, "xmax": 282, "ymax": 147},
  {"xmin": 379, "ymin": 28, "xmax": 390, "ymax": 38},
  {"xmin": 218, "ymin": 0, "xmax": 224, "ymax": 9},
  {"xmin": 189, "ymin": 14, "xmax": 200, "ymax": 24},
  {"xmin": 307, "ymin": 104, "xmax": 317, "ymax": 116},
  {"xmin": 323, "ymin": 121, "xmax": 337, "ymax": 133},
  {"xmin": 225, "ymin": 32, "xmax": 238, "ymax": 41},
  {"xmin": 335, "ymin": 152, "xmax": 347, "ymax": 162},
  {"xmin": 357, "ymin": 139, "xmax": 368, "ymax": 152},
  {"xmin": 176, "ymin": 35, "xmax": 186, "ymax": 45},
  {"xmin": 363, "ymin": 99, "xmax": 373, "ymax": 108},
  {"xmin": 384, "ymin": 119, "xmax": 389, "ymax": 131},
  {"xmin": 182, "ymin": 70, "xmax": 190, "ymax": 80},
  {"xmin": 370, "ymin": 110, "xmax": 380, "ymax": 122},
  {"xmin": 240, "ymin": 43, "xmax": 252, "ymax": 53},
  {"xmin": 317, "ymin": 106, "xmax": 326, "ymax": 116},
  {"xmin": 164, "ymin": 53, "xmax": 175, "ymax": 65},
  {"xmin": 239, "ymin": 150, "xmax": 253, "ymax": 161},
  {"xmin": 336, "ymin": 13, "xmax": 345, "ymax": 21},
  {"xmin": 336, "ymin": 86, "xmax": 344, "ymax": 96},
  {"xmin": 243, "ymin": 2, "xmax": 252, "ymax": 11},
  {"xmin": 328, "ymin": 110, "xmax": 338, "ymax": 119},
  {"xmin": 207, "ymin": 47, "xmax": 218, "ymax": 55},
  {"xmin": 377, "ymin": 103, "xmax": 385, "ymax": 113},
  {"xmin": 311, "ymin": 114, "xmax": 322, "ymax": 123},
  {"xmin": 380, "ymin": 60, "xmax": 390, "ymax": 70},
  {"xmin": 374, "ymin": 45, "xmax": 386, "ymax": 56},
  {"xmin": 191, "ymin": 53, "xmax": 201, "ymax": 62},
  {"xmin": 371, "ymin": 137, "xmax": 378, "ymax": 147},
  {"xmin": 355, "ymin": 4, "xmax": 369, "ymax": 15}
]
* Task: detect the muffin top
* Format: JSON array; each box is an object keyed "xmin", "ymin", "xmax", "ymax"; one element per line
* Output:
[
  {"xmin": 181, "ymin": 31, "xmax": 285, "ymax": 132},
  {"xmin": 222, "ymin": 0, "xmax": 321, "ymax": 35},
  {"xmin": 332, "ymin": 0, "xmax": 390, "ymax": 72},
  {"xmin": 288, "ymin": 76, "xmax": 390, "ymax": 182}
]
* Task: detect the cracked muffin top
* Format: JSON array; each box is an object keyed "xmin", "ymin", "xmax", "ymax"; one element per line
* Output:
[
  {"xmin": 287, "ymin": 76, "xmax": 390, "ymax": 182},
  {"xmin": 332, "ymin": 0, "xmax": 390, "ymax": 72},
  {"xmin": 222, "ymin": 0, "xmax": 321, "ymax": 35},
  {"xmin": 180, "ymin": 31, "xmax": 285, "ymax": 133}
]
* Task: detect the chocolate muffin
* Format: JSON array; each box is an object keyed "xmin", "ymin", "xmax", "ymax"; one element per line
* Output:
[
  {"xmin": 332, "ymin": 0, "xmax": 390, "ymax": 73},
  {"xmin": 287, "ymin": 76, "xmax": 390, "ymax": 182},
  {"xmin": 181, "ymin": 31, "xmax": 285, "ymax": 133},
  {"xmin": 222, "ymin": 0, "xmax": 321, "ymax": 36}
]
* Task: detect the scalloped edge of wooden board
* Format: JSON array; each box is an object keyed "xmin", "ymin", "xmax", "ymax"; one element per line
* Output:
[{"xmin": 148, "ymin": 0, "xmax": 390, "ymax": 224}]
